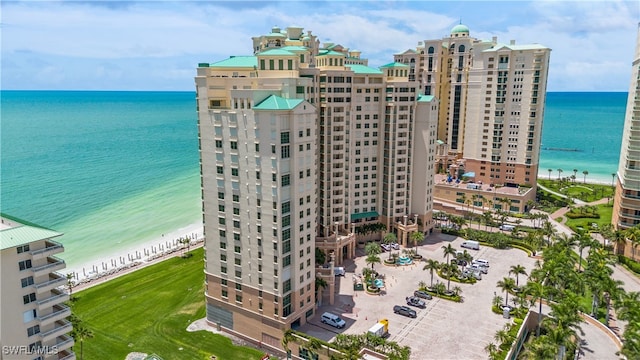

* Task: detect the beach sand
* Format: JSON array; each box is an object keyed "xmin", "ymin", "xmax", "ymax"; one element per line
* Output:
[{"xmin": 66, "ymin": 222, "xmax": 203, "ymax": 290}]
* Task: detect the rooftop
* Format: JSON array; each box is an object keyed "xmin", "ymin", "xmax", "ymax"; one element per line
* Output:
[
  {"xmin": 258, "ymin": 49, "xmax": 297, "ymax": 56},
  {"xmin": 346, "ymin": 64, "xmax": 383, "ymax": 75},
  {"xmin": 254, "ymin": 95, "xmax": 305, "ymax": 110},
  {"xmin": 379, "ymin": 62, "xmax": 409, "ymax": 68},
  {"xmin": 1, "ymin": 215, "xmax": 62, "ymax": 250},
  {"xmin": 417, "ymin": 94, "xmax": 435, "ymax": 102},
  {"xmin": 209, "ymin": 56, "xmax": 257, "ymax": 68}
]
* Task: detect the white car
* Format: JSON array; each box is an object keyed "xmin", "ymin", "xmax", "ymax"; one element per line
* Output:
[
  {"xmin": 391, "ymin": 242, "xmax": 400, "ymax": 250},
  {"xmin": 381, "ymin": 243, "xmax": 391, "ymax": 251}
]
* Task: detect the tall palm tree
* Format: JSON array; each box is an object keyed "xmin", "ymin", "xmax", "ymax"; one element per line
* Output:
[
  {"xmin": 542, "ymin": 220, "xmax": 555, "ymax": 246},
  {"xmin": 496, "ymin": 277, "xmax": 517, "ymax": 307},
  {"xmin": 73, "ymin": 325, "xmax": 94, "ymax": 360},
  {"xmin": 365, "ymin": 242, "xmax": 381, "ymax": 256},
  {"xmin": 315, "ymin": 277, "xmax": 327, "ymax": 300},
  {"xmin": 382, "ymin": 232, "xmax": 397, "ymax": 260},
  {"xmin": 365, "ymin": 253, "xmax": 381, "ymax": 270},
  {"xmin": 582, "ymin": 170, "xmax": 589, "ymax": 184},
  {"xmin": 576, "ymin": 232, "xmax": 594, "ymax": 272},
  {"xmin": 66, "ymin": 273, "xmax": 75, "ymax": 296},
  {"xmin": 509, "ymin": 265, "xmax": 527, "ymax": 288},
  {"xmin": 557, "ymin": 168, "xmax": 563, "ymax": 180},
  {"xmin": 304, "ymin": 337, "xmax": 323, "ymax": 360},
  {"xmin": 441, "ymin": 243, "xmax": 456, "ymax": 264},
  {"xmin": 441, "ymin": 263, "xmax": 458, "ymax": 292},
  {"xmin": 409, "ymin": 231, "xmax": 424, "ymax": 255},
  {"xmin": 548, "ymin": 168, "xmax": 552, "ymax": 180},
  {"xmin": 573, "ymin": 168, "xmax": 578, "ymax": 182},
  {"xmin": 423, "ymin": 259, "xmax": 440, "ymax": 288}
]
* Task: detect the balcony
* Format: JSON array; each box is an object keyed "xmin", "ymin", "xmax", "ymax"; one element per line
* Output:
[
  {"xmin": 33, "ymin": 256, "xmax": 66, "ymax": 277},
  {"xmin": 38, "ymin": 304, "xmax": 72, "ymax": 326},
  {"xmin": 40, "ymin": 319, "xmax": 73, "ymax": 342},
  {"xmin": 34, "ymin": 272, "xmax": 66, "ymax": 295},
  {"xmin": 31, "ymin": 240, "xmax": 64, "ymax": 261},
  {"xmin": 55, "ymin": 334, "xmax": 75, "ymax": 353},
  {"xmin": 37, "ymin": 289, "xmax": 69, "ymax": 312},
  {"xmin": 57, "ymin": 350, "xmax": 77, "ymax": 360}
]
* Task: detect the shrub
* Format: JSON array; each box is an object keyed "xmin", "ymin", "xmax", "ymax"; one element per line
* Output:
[
  {"xmin": 618, "ymin": 255, "xmax": 640, "ymax": 275},
  {"xmin": 565, "ymin": 212, "xmax": 600, "ymax": 219}
]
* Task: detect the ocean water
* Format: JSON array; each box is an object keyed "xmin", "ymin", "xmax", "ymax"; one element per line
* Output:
[
  {"xmin": 0, "ymin": 91, "xmax": 628, "ymax": 268},
  {"xmin": 539, "ymin": 92, "xmax": 627, "ymax": 183},
  {"xmin": 1, "ymin": 91, "xmax": 202, "ymax": 268}
]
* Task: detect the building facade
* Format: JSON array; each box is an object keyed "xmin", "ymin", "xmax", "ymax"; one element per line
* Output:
[
  {"xmin": 612, "ymin": 24, "xmax": 640, "ymax": 260},
  {"xmin": 0, "ymin": 215, "xmax": 75, "ymax": 360},
  {"xmin": 196, "ymin": 25, "xmax": 438, "ymax": 348},
  {"xmin": 396, "ymin": 24, "xmax": 551, "ymax": 188}
]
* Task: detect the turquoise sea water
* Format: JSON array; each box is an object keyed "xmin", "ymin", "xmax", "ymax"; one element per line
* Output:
[{"xmin": 0, "ymin": 91, "xmax": 628, "ymax": 268}]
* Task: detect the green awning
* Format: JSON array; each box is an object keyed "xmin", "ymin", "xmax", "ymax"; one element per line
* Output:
[{"xmin": 350, "ymin": 211, "xmax": 379, "ymax": 221}]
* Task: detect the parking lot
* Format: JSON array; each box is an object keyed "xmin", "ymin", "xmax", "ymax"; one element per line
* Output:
[{"xmin": 298, "ymin": 232, "xmax": 538, "ymax": 359}]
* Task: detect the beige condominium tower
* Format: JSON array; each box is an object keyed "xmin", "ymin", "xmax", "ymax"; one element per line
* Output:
[
  {"xmin": 396, "ymin": 24, "xmax": 551, "ymax": 187},
  {"xmin": 195, "ymin": 25, "xmax": 437, "ymax": 349},
  {"xmin": 0, "ymin": 215, "xmax": 75, "ymax": 360},
  {"xmin": 612, "ymin": 24, "xmax": 640, "ymax": 260}
]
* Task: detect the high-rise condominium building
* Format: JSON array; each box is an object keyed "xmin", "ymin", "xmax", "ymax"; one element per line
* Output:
[
  {"xmin": 612, "ymin": 24, "xmax": 640, "ymax": 260},
  {"xmin": 195, "ymin": 25, "xmax": 437, "ymax": 348},
  {"xmin": 0, "ymin": 215, "xmax": 75, "ymax": 360},
  {"xmin": 396, "ymin": 24, "xmax": 551, "ymax": 187}
]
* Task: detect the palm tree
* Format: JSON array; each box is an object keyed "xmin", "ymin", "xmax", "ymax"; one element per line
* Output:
[
  {"xmin": 365, "ymin": 253, "xmax": 381, "ymax": 270},
  {"xmin": 304, "ymin": 337, "xmax": 323, "ymax": 360},
  {"xmin": 66, "ymin": 273, "xmax": 75, "ymax": 296},
  {"xmin": 509, "ymin": 265, "xmax": 527, "ymax": 288},
  {"xmin": 452, "ymin": 285, "xmax": 462, "ymax": 297},
  {"xmin": 557, "ymin": 168, "xmax": 563, "ymax": 180},
  {"xmin": 493, "ymin": 328, "xmax": 510, "ymax": 348},
  {"xmin": 73, "ymin": 325, "xmax": 94, "ymax": 360},
  {"xmin": 525, "ymin": 281, "xmax": 546, "ymax": 336},
  {"xmin": 484, "ymin": 342, "xmax": 498, "ymax": 357},
  {"xmin": 577, "ymin": 232, "xmax": 594, "ymax": 272},
  {"xmin": 441, "ymin": 243, "xmax": 456, "ymax": 264},
  {"xmin": 423, "ymin": 259, "xmax": 440, "ymax": 288},
  {"xmin": 542, "ymin": 220, "xmax": 555, "ymax": 246},
  {"xmin": 522, "ymin": 337, "xmax": 557, "ymax": 360},
  {"xmin": 496, "ymin": 277, "xmax": 517, "ymax": 307},
  {"xmin": 315, "ymin": 277, "xmax": 327, "ymax": 300},
  {"xmin": 573, "ymin": 168, "xmax": 578, "ymax": 182},
  {"xmin": 365, "ymin": 242, "xmax": 381, "ymax": 256},
  {"xmin": 441, "ymin": 263, "xmax": 459, "ymax": 292},
  {"xmin": 548, "ymin": 168, "xmax": 552, "ymax": 180},
  {"xmin": 409, "ymin": 231, "xmax": 424, "ymax": 255},
  {"xmin": 382, "ymin": 232, "xmax": 396, "ymax": 260},
  {"xmin": 582, "ymin": 170, "xmax": 589, "ymax": 184}
]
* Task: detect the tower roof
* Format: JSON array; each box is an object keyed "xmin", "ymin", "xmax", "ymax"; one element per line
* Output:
[{"xmin": 451, "ymin": 24, "xmax": 470, "ymax": 34}]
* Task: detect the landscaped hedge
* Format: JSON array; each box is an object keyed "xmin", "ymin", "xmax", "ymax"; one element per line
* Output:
[
  {"xmin": 565, "ymin": 212, "xmax": 599, "ymax": 219},
  {"xmin": 618, "ymin": 255, "xmax": 640, "ymax": 275},
  {"xmin": 436, "ymin": 270, "xmax": 477, "ymax": 284}
]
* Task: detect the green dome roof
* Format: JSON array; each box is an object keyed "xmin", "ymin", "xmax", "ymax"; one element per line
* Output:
[{"xmin": 451, "ymin": 24, "xmax": 469, "ymax": 34}]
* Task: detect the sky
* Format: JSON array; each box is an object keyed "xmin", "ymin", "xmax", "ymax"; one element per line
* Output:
[{"xmin": 2, "ymin": 0, "xmax": 639, "ymax": 91}]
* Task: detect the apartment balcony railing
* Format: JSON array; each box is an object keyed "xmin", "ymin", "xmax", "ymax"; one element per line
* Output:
[
  {"xmin": 37, "ymin": 289, "xmax": 69, "ymax": 311},
  {"xmin": 40, "ymin": 319, "xmax": 73, "ymax": 342},
  {"xmin": 31, "ymin": 240, "xmax": 64, "ymax": 260},
  {"xmin": 34, "ymin": 272, "xmax": 66, "ymax": 295},
  {"xmin": 33, "ymin": 256, "xmax": 66, "ymax": 277},
  {"xmin": 56, "ymin": 334, "xmax": 75, "ymax": 352},
  {"xmin": 57, "ymin": 350, "xmax": 77, "ymax": 360},
  {"xmin": 38, "ymin": 304, "xmax": 71, "ymax": 326}
]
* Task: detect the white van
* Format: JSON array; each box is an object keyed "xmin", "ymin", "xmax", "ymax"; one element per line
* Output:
[
  {"xmin": 334, "ymin": 267, "xmax": 345, "ymax": 277},
  {"xmin": 499, "ymin": 224, "xmax": 515, "ymax": 231},
  {"xmin": 321, "ymin": 312, "xmax": 346, "ymax": 329},
  {"xmin": 461, "ymin": 240, "xmax": 480, "ymax": 250}
]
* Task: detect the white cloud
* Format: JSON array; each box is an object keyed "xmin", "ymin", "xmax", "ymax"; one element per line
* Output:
[{"xmin": 1, "ymin": 0, "xmax": 638, "ymax": 90}]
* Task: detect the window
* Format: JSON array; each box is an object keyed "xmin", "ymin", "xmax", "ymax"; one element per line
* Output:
[
  {"xmin": 215, "ymin": 140, "xmax": 223, "ymax": 148},
  {"xmin": 230, "ymin": 141, "xmax": 238, "ymax": 150},
  {"xmin": 235, "ymin": 270, "xmax": 242, "ymax": 278},
  {"xmin": 218, "ymin": 192, "xmax": 225, "ymax": 200},
  {"xmin": 218, "ymin": 217, "xmax": 226, "ymax": 225},
  {"xmin": 19, "ymin": 260, "xmax": 32, "ymax": 271},
  {"xmin": 222, "ymin": 289, "xmax": 228, "ymax": 297},
  {"xmin": 255, "ymin": 143, "xmax": 260, "ymax": 152},
  {"xmin": 233, "ymin": 220, "xmax": 240, "ymax": 228},
  {"xmin": 233, "ymin": 207, "xmax": 240, "ymax": 215},
  {"xmin": 235, "ymin": 258, "xmax": 241, "ymax": 265},
  {"xmin": 27, "ymin": 325, "xmax": 40, "ymax": 337},
  {"xmin": 23, "ymin": 293, "xmax": 36, "ymax": 304},
  {"xmin": 281, "ymin": 174, "xmax": 291, "ymax": 186},
  {"xmin": 231, "ymin": 168, "xmax": 239, "ymax": 176},
  {"xmin": 21, "ymin": 276, "xmax": 34, "ymax": 288},
  {"xmin": 220, "ymin": 254, "xmax": 227, "ymax": 262},
  {"xmin": 281, "ymin": 145, "xmax": 290, "ymax": 158},
  {"xmin": 221, "ymin": 266, "xmax": 227, "ymax": 274},
  {"xmin": 233, "ymin": 194, "xmax": 240, "ymax": 202},
  {"xmin": 219, "ymin": 229, "xmax": 226, "ymax": 238},
  {"xmin": 17, "ymin": 245, "xmax": 30, "ymax": 253},
  {"xmin": 234, "ymin": 245, "xmax": 241, "ymax": 253},
  {"xmin": 281, "ymin": 132, "xmax": 290, "ymax": 144}
]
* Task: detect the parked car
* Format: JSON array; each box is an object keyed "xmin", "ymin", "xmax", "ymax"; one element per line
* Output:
[
  {"xmin": 393, "ymin": 305, "xmax": 417, "ymax": 318},
  {"xmin": 462, "ymin": 269, "xmax": 482, "ymax": 280},
  {"xmin": 405, "ymin": 296, "xmax": 426, "ymax": 308},
  {"xmin": 391, "ymin": 242, "xmax": 400, "ymax": 250},
  {"xmin": 473, "ymin": 259, "xmax": 490, "ymax": 267},
  {"xmin": 413, "ymin": 290, "xmax": 433, "ymax": 300},
  {"xmin": 381, "ymin": 243, "xmax": 391, "ymax": 252},
  {"xmin": 469, "ymin": 264, "xmax": 488, "ymax": 274}
]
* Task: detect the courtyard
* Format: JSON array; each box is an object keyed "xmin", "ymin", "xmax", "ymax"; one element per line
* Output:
[{"xmin": 298, "ymin": 232, "xmax": 538, "ymax": 359}]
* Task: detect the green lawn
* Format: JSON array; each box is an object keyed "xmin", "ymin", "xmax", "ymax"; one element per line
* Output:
[
  {"xmin": 70, "ymin": 248, "xmax": 264, "ymax": 360},
  {"xmin": 564, "ymin": 203, "xmax": 613, "ymax": 232},
  {"xmin": 538, "ymin": 179, "xmax": 614, "ymax": 203}
]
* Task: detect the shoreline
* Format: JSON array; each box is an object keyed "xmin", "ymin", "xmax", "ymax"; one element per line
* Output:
[
  {"xmin": 536, "ymin": 175, "xmax": 616, "ymax": 187},
  {"xmin": 66, "ymin": 222, "xmax": 203, "ymax": 288}
]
